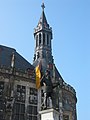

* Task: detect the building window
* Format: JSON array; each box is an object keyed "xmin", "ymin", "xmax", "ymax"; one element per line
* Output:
[
  {"xmin": 14, "ymin": 103, "xmax": 20, "ymax": 114},
  {"xmin": 27, "ymin": 105, "xmax": 37, "ymax": 115},
  {"xmin": 37, "ymin": 52, "xmax": 40, "ymax": 59},
  {"xmin": 27, "ymin": 105, "xmax": 32, "ymax": 114},
  {"xmin": 39, "ymin": 33, "xmax": 41, "ymax": 45},
  {"xmin": 27, "ymin": 87, "xmax": 37, "ymax": 119},
  {"xmin": 43, "ymin": 33, "xmax": 45, "ymax": 45},
  {"xmin": 27, "ymin": 105, "xmax": 37, "ymax": 118},
  {"xmin": 34, "ymin": 106, "xmax": 37, "ymax": 115},
  {"xmin": 20, "ymin": 104, "xmax": 25, "ymax": 113},
  {"xmin": 36, "ymin": 35, "xmax": 38, "ymax": 47},
  {"xmin": 16, "ymin": 85, "xmax": 26, "ymax": 103},
  {"xmin": 0, "ymin": 81, "xmax": 5, "ymax": 119},
  {"xmin": 33, "ymin": 54, "xmax": 36, "ymax": 61},
  {"xmin": 14, "ymin": 114, "xmax": 19, "ymax": 120},
  {"xmin": 19, "ymin": 115, "xmax": 25, "ymax": 120},
  {"xmin": 27, "ymin": 115, "xmax": 37, "ymax": 120},
  {"xmin": 29, "ymin": 88, "xmax": 37, "ymax": 104},
  {"xmin": 13, "ymin": 103, "xmax": 25, "ymax": 120},
  {"xmin": 0, "ymin": 82, "xmax": 4, "ymax": 97},
  {"xmin": 47, "ymin": 34, "xmax": 49, "ymax": 45}
]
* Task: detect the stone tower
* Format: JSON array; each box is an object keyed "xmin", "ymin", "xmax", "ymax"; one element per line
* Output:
[
  {"xmin": 33, "ymin": 3, "xmax": 77, "ymax": 120},
  {"xmin": 33, "ymin": 3, "xmax": 53, "ymax": 72}
]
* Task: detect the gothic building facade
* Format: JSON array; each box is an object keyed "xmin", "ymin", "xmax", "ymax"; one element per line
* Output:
[{"xmin": 0, "ymin": 3, "xmax": 77, "ymax": 120}]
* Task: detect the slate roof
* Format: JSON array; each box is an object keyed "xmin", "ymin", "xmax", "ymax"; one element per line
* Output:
[
  {"xmin": 0, "ymin": 45, "xmax": 34, "ymax": 71},
  {"xmin": 55, "ymin": 66, "xmax": 63, "ymax": 81}
]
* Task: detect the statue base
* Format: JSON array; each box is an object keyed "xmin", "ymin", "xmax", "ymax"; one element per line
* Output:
[{"xmin": 39, "ymin": 108, "xmax": 59, "ymax": 120}]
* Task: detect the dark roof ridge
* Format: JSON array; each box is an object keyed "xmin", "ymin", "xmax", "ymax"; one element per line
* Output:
[{"xmin": 0, "ymin": 44, "xmax": 16, "ymax": 51}]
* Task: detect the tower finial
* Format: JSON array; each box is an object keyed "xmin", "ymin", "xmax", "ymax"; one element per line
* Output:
[{"xmin": 41, "ymin": 2, "xmax": 45, "ymax": 11}]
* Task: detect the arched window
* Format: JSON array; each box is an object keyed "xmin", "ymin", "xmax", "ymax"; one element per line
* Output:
[
  {"xmin": 33, "ymin": 54, "xmax": 36, "ymax": 61},
  {"xmin": 43, "ymin": 33, "xmax": 45, "ymax": 45},
  {"xmin": 36, "ymin": 35, "xmax": 38, "ymax": 47},
  {"xmin": 39, "ymin": 33, "xmax": 41, "ymax": 45},
  {"xmin": 47, "ymin": 34, "xmax": 49, "ymax": 45},
  {"xmin": 37, "ymin": 52, "xmax": 39, "ymax": 59}
]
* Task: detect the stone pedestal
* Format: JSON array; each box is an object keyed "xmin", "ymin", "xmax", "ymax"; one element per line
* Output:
[{"xmin": 39, "ymin": 109, "xmax": 59, "ymax": 120}]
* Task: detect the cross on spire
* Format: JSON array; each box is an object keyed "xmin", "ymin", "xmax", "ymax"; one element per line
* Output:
[{"xmin": 41, "ymin": 2, "xmax": 45, "ymax": 11}]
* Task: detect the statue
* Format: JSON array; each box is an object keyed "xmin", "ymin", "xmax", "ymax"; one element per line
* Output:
[{"xmin": 40, "ymin": 69, "xmax": 60, "ymax": 110}]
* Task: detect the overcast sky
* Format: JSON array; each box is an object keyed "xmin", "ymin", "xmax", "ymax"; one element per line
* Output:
[{"xmin": 0, "ymin": 0, "xmax": 90, "ymax": 120}]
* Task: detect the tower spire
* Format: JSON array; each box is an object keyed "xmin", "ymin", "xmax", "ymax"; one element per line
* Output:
[{"xmin": 33, "ymin": 2, "xmax": 53, "ymax": 68}]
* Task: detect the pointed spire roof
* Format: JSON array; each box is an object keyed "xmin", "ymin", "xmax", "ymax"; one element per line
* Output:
[
  {"xmin": 38, "ymin": 3, "xmax": 49, "ymax": 28},
  {"xmin": 34, "ymin": 3, "xmax": 52, "ymax": 34}
]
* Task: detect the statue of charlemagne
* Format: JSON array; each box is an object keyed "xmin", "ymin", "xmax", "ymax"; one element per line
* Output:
[{"xmin": 40, "ymin": 69, "xmax": 60, "ymax": 110}]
